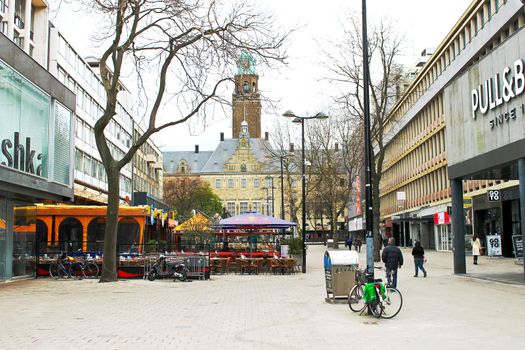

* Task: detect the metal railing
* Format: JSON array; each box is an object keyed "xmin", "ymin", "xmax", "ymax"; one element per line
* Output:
[{"xmin": 35, "ymin": 241, "xmax": 210, "ymax": 280}]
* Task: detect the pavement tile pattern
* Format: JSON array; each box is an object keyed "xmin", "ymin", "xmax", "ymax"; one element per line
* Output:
[{"xmin": 1, "ymin": 245, "xmax": 524, "ymax": 350}]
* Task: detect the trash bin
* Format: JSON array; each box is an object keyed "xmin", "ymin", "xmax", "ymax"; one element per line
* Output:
[{"xmin": 324, "ymin": 250, "xmax": 359, "ymax": 303}]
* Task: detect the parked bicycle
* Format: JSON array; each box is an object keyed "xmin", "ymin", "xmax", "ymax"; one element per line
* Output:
[
  {"xmin": 49, "ymin": 254, "xmax": 99, "ymax": 280},
  {"xmin": 348, "ymin": 267, "xmax": 403, "ymax": 319}
]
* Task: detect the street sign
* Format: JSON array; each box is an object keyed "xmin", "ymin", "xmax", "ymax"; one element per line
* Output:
[
  {"xmin": 487, "ymin": 190, "xmax": 501, "ymax": 202},
  {"xmin": 486, "ymin": 235, "xmax": 502, "ymax": 256},
  {"xmin": 463, "ymin": 196, "xmax": 472, "ymax": 208}
]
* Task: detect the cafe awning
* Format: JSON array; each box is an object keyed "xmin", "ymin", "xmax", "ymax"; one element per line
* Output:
[
  {"xmin": 212, "ymin": 212, "xmax": 297, "ymax": 230},
  {"xmin": 175, "ymin": 212, "xmax": 212, "ymax": 232}
]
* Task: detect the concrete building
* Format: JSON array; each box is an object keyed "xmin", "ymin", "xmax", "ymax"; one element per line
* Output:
[
  {"xmin": 0, "ymin": 0, "xmax": 49, "ymax": 66},
  {"xmin": 380, "ymin": 0, "xmax": 525, "ymax": 259}
]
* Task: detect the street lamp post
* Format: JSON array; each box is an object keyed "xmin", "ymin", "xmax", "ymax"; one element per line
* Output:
[
  {"xmin": 280, "ymin": 155, "xmax": 286, "ymax": 220},
  {"xmin": 362, "ymin": 0, "xmax": 375, "ymax": 279},
  {"xmin": 282, "ymin": 110, "xmax": 329, "ymax": 273}
]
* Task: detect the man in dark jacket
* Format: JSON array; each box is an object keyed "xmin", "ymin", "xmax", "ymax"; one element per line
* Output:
[{"xmin": 381, "ymin": 237, "xmax": 403, "ymax": 288}]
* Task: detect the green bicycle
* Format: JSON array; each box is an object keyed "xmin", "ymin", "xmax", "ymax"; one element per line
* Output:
[{"xmin": 348, "ymin": 268, "xmax": 403, "ymax": 319}]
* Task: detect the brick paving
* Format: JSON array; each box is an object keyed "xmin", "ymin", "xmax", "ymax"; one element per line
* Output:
[{"xmin": 1, "ymin": 245, "xmax": 524, "ymax": 349}]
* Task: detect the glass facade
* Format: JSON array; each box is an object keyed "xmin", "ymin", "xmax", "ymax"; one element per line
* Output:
[
  {"xmin": 0, "ymin": 59, "xmax": 50, "ymax": 178},
  {"xmin": 0, "ymin": 200, "xmax": 37, "ymax": 280},
  {"xmin": 0, "ymin": 198, "xmax": 6, "ymax": 280},
  {"xmin": 0, "ymin": 59, "xmax": 72, "ymax": 186},
  {"xmin": 0, "ymin": 59, "xmax": 73, "ymax": 281},
  {"xmin": 12, "ymin": 204, "xmax": 36, "ymax": 277}
]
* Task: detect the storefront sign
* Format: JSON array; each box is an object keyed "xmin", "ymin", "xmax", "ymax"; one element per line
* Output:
[
  {"xmin": 434, "ymin": 211, "xmax": 450, "ymax": 225},
  {"xmin": 1, "ymin": 132, "xmax": 43, "ymax": 176},
  {"xmin": 486, "ymin": 235, "xmax": 502, "ymax": 256},
  {"xmin": 487, "ymin": 189, "xmax": 501, "ymax": 202},
  {"xmin": 471, "ymin": 59, "xmax": 524, "ymax": 121},
  {"xmin": 445, "ymin": 29, "xmax": 525, "ymax": 170}
]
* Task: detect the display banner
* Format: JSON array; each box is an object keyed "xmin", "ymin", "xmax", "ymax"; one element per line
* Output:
[{"xmin": 486, "ymin": 235, "xmax": 502, "ymax": 256}]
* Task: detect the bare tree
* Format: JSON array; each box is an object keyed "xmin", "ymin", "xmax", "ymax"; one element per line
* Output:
[
  {"xmin": 327, "ymin": 16, "xmax": 404, "ymax": 259},
  {"xmin": 70, "ymin": 0, "xmax": 288, "ymax": 281},
  {"xmin": 265, "ymin": 121, "xmax": 300, "ymax": 227},
  {"xmin": 306, "ymin": 116, "xmax": 363, "ymax": 248}
]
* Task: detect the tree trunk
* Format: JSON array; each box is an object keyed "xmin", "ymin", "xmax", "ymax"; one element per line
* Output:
[{"xmin": 100, "ymin": 168, "xmax": 121, "ymax": 282}]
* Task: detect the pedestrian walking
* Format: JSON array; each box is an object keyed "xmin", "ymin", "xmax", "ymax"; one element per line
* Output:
[
  {"xmin": 411, "ymin": 241, "xmax": 427, "ymax": 277},
  {"xmin": 472, "ymin": 234, "xmax": 482, "ymax": 265},
  {"xmin": 381, "ymin": 237, "xmax": 403, "ymax": 288},
  {"xmin": 345, "ymin": 235, "xmax": 353, "ymax": 251}
]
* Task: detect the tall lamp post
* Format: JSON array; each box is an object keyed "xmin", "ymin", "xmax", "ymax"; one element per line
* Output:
[
  {"xmin": 362, "ymin": 0, "xmax": 375, "ymax": 278},
  {"xmin": 283, "ymin": 110, "xmax": 329, "ymax": 273},
  {"xmin": 279, "ymin": 154, "xmax": 287, "ymax": 220}
]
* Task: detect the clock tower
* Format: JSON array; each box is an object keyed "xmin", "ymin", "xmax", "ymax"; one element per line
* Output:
[{"xmin": 232, "ymin": 51, "xmax": 261, "ymax": 139}]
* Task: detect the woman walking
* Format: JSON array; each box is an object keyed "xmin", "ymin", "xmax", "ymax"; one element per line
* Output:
[
  {"xmin": 472, "ymin": 234, "xmax": 482, "ymax": 265},
  {"xmin": 411, "ymin": 241, "xmax": 427, "ymax": 277}
]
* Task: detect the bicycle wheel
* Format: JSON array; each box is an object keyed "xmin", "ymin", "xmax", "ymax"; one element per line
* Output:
[
  {"xmin": 380, "ymin": 287, "xmax": 403, "ymax": 319},
  {"xmin": 49, "ymin": 263, "xmax": 60, "ymax": 279},
  {"xmin": 58, "ymin": 264, "xmax": 69, "ymax": 279},
  {"xmin": 369, "ymin": 300, "xmax": 382, "ymax": 318},
  {"xmin": 70, "ymin": 262, "xmax": 84, "ymax": 279},
  {"xmin": 348, "ymin": 284, "xmax": 366, "ymax": 312},
  {"xmin": 83, "ymin": 262, "xmax": 100, "ymax": 278}
]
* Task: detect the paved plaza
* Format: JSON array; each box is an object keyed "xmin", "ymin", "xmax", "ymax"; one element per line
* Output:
[{"xmin": 1, "ymin": 245, "xmax": 524, "ymax": 350}]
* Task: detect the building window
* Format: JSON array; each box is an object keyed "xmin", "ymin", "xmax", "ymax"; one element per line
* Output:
[
  {"xmin": 227, "ymin": 202, "xmax": 236, "ymax": 216},
  {"xmin": 241, "ymin": 178, "xmax": 247, "ymax": 188},
  {"xmin": 240, "ymin": 201, "xmax": 248, "ymax": 214},
  {"xmin": 253, "ymin": 178, "xmax": 260, "ymax": 188},
  {"xmin": 215, "ymin": 179, "xmax": 222, "ymax": 188},
  {"xmin": 228, "ymin": 179, "xmax": 234, "ymax": 188},
  {"xmin": 75, "ymin": 149, "xmax": 82, "ymax": 171},
  {"xmin": 83, "ymin": 154, "xmax": 91, "ymax": 175},
  {"xmin": 252, "ymin": 201, "xmax": 261, "ymax": 213},
  {"xmin": 291, "ymin": 179, "xmax": 297, "ymax": 188},
  {"xmin": 241, "ymin": 163, "xmax": 247, "ymax": 172}
]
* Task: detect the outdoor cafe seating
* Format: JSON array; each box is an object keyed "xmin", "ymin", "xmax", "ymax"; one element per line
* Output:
[{"xmin": 208, "ymin": 212, "xmax": 298, "ymax": 276}]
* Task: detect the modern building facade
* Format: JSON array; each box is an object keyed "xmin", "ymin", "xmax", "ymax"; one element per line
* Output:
[
  {"xmin": 380, "ymin": 0, "xmax": 525, "ymax": 258},
  {"xmin": 0, "ymin": 30, "xmax": 75, "ymax": 281}
]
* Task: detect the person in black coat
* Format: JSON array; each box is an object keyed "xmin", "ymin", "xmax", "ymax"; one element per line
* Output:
[
  {"xmin": 381, "ymin": 237, "xmax": 403, "ymax": 288},
  {"xmin": 411, "ymin": 241, "xmax": 427, "ymax": 278}
]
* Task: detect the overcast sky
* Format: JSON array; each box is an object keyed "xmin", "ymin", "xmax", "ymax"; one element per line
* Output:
[{"xmin": 51, "ymin": 0, "xmax": 472, "ymax": 152}]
